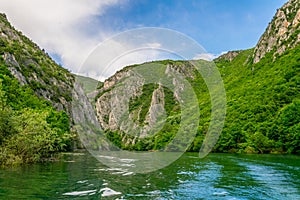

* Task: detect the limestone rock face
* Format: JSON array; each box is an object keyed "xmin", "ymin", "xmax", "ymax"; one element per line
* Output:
[
  {"xmin": 95, "ymin": 61, "xmax": 195, "ymax": 145},
  {"xmin": 214, "ymin": 50, "xmax": 242, "ymax": 62},
  {"xmin": 0, "ymin": 14, "xmax": 75, "ymax": 115},
  {"xmin": 253, "ymin": 0, "xmax": 300, "ymax": 63}
]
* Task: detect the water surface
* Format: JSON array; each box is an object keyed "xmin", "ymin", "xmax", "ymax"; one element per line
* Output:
[{"xmin": 0, "ymin": 152, "xmax": 299, "ymax": 199}]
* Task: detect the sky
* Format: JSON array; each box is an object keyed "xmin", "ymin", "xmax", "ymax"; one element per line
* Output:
[{"xmin": 0, "ymin": 0, "xmax": 287, "ymax": 80}]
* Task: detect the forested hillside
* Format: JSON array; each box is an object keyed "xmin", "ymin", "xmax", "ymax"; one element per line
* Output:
[
  {"xmin": 95, "ymin": 0, "xmax": 300, "ymax": 154},
  {"xmin": 211, "ymin": 46, "xmax": 299, "ymax": 153},
  {"xmin": 94, "ymin": 46, "xmax": 299, "ymax": 154},
  {"xmin": 0, "ymin": 14, "xmax": 75, "ymax": 166},
  {"xmin": 0, "ymin": 0, "xmax": 299, "ymax": 168}
]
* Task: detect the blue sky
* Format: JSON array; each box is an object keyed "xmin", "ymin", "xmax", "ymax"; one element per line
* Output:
[
  {"xmin": 0, "ymin": 0, "xmax": 287, "ymax": 79},
  {"xmin": 95, "ymin": 0, "xmax": 286, "ymax": 54}
]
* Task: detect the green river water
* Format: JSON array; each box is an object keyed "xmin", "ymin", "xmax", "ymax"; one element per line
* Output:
[{"xmin": 0, "ymin": 152, "xmax": 299, "ymax": 199}]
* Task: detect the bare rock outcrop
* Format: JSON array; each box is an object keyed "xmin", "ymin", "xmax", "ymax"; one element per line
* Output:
[
  {"xmin": 253, "ymin": 0, "xmax": 300, "ymax": 63},
  {"xmin": 0, "ymin": 14, "xmax": 74, "ymax": 115}
]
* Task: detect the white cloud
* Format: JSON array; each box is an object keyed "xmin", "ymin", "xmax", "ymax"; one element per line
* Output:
[
  {"xmin": 0, "ymin": 1, "xmax": 178, "ymax": 80},
  {"xmin": 0, "ymin": 3, "xmax": 207, "ymax": 80},
  {"xmin": 77, "ymin": 28, "xmax": 207, "ymax": 81},
  {"xmin": 0, "ymin": 0, "xmax": 121, "ymax": 73},
  {"xmin": 193, "ymin": 53, "xmax": 217, "ymax": 61},
  {"xmin": 78, "ymin": 39, "xmax": 171, "ymax": 81},
  {"xmin": 193, "ymin": 51, "xmax": 230, "ymax": 61},
  {"xmin": 219, "ymin": 51, "xmax": 229, "ymax": 56}
]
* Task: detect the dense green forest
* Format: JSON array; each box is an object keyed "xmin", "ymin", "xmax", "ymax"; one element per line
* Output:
[
  {"xmin": 208, "ymin": 46, "xmax": 300, "ymax": 154},
  {"xmin": 94, "ymin": 0, "xmax": 300, "ymax": 154},
  {"xmin": 0, "ymin": 0, "xmax": 300, "ymax": 167},
  {"xmin": 0, "ymin": 62, "xmax": 74, "ymax": 166},
  {"xmin": 100, "ymin": 46, "xmax": 300, "ymax": 154},
  {"xmin": 0, "ymin": 13, "xmax": 74, "ymax": 166}
]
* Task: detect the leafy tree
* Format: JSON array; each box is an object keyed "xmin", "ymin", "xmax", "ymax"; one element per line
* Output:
[{"xmin": 0, "ymin": 81, "xmax": 17, "ymax": 144}]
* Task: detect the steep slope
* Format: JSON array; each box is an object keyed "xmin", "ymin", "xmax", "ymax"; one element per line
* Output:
[
  {"xmin": 253, "ymin": 0, "xmax": 300, "ymax": 63},
  {"xmin": 0, "ymin": 13, "xmax": 74, "ymax": 114},
  {"xmin": 214, "ymin": 47, "xmax": 299, "ymax": 153},
  {"xmin": 95, "ymin": 0, "xmax": 300, "ymax": 154},
  {"xmin": 0, "ymin": 14, "xmax": 76, "ymax": 166},
  {"xmin": 95, "ymin": 60, "xmax": 211, "ymax": 151},
  {"xmin": 75, "ymin": 74, "xmax": 102, "ymax": 95}
]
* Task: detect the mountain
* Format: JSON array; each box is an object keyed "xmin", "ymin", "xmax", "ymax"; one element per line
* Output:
[
  {"xmin": 0, "ymin": 13, "xmax": 74, "ymax": 114},
  {"xmin": 0, "ymin": 13, "xmax": 76, "ymax": 166},
  {"xmin": 253, "ymin": 0, "xmax": 300, "ymax": 63},
  {"xmin": 95, "ymin": 60, "xmax": 210, "ymax": 151},
  {"xmin": 75, "ymin": 74, "xmax": 102, "ymax": 95},
  {"xmin": 0, "ymin": 0, "xmax": 299, "ymax": 166},
  {"xmin": 95, "ymin": 0, "xmax": 300, "ymax": 154}
]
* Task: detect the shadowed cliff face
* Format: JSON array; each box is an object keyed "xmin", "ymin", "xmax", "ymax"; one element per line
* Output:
[
  {"xmin": 0, "ymin": 13, "xmax": 74, "ymax": 115},
  {"xmin": 253, "ymin": 0, "xmax": 300, "ymax": 63}
]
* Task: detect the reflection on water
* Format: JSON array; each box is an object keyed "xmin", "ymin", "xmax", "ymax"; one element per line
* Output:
[{"xmin": 0, "ymin": 152, "xmax": 299, "ymax": 199}]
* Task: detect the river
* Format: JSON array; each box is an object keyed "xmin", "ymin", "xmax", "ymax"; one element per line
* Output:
[{"xmin": 0, "ymin": 152, "xmax": 299, "ymax": 199}]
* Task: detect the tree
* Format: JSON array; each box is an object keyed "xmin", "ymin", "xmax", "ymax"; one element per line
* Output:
[{"xmin": 0, "ymin": 80, "xmax": 17, "ymax": 144}]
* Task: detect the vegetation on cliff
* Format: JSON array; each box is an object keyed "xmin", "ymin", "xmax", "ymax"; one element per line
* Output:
[
  {"xmin": 96, "ymin": 46, "xmax": 299, "ymax": 154},
  {"xmin": 0, "ymin": 14, "xmax": 74, "ymax": 166},
  {"xmin": 95, "ymin": 0, "xmax": 300, "ymax": 154},
  {"xmin": 0, "ymin": 63, "xmax": 74, "ymax": 166},
  {"xmin": 211, "ymin": 46, "xmax": 299, "ymax": 153},
  {"xmin": 1, "ymin": 0, "xmax": 300, "ymax": 168}
]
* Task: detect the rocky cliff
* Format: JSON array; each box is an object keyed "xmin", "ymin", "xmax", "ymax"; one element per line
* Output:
[
  {"xmin": 94, "ymin": 60, "xmax": 202, "ymax": 149},
  {"xmin": 0, "ymin": 14, "xmax": 85, "ymax": 164},
  {"xmin": 0, "ymin": 13, "xmax": 74, "ymax": 115},
  {"xmin": 214, "ymin": 50, "xmax": 243, "ymax": 62},
  {"xmin": 253, "ymin": 0, "xmax": 300, "ymax": 63},
  {"xmin": 94, "ymin": 0, "xmax": 300, "ymax": 153}
]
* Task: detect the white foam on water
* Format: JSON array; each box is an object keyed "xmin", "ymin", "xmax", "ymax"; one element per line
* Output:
[
  {"xmin": 98, "ymin": 155, "xmax": 115, "ymax": 160},
  {"xmin": 177, "ymin": 171, "xmax": 194, "ymax": 175},
  {"xmin": 107, "ymin": 168, "xmax": 124, "ymax": 171},
  {"xmin": 100, "ymin": 187, "xmax": 122, "ymax": 197},
  {"xmin": 119, "ymin": 158, "xmax": 136, "ymax": 163},
  {"xmin": 178, "ymin": 179, "xmax": 185, "ymax": 183},
  {"xmin": 120, "ymin": 163, "xmax": 135, "ymax": 167},
  {"xmin": 94, "ymin": 168, "xmax": 106, "ymax": 171},
  {"xmin": 77, "ymin": 180, "xmax": 88, "ymax": 184},
  {"xmin": 122, "ymin": 172, "xmax": 135, "ymax": 176},
  {"xmin": 111, "ymin": 171, "xmax": 125, "ymax": 175},
  {"xmin": 213, "ymin": 191, "xmax": 229, "ymax": 196},
  {"xmin": 63, "ymin": 189, "xmax": 97, "ymax": 196}
]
